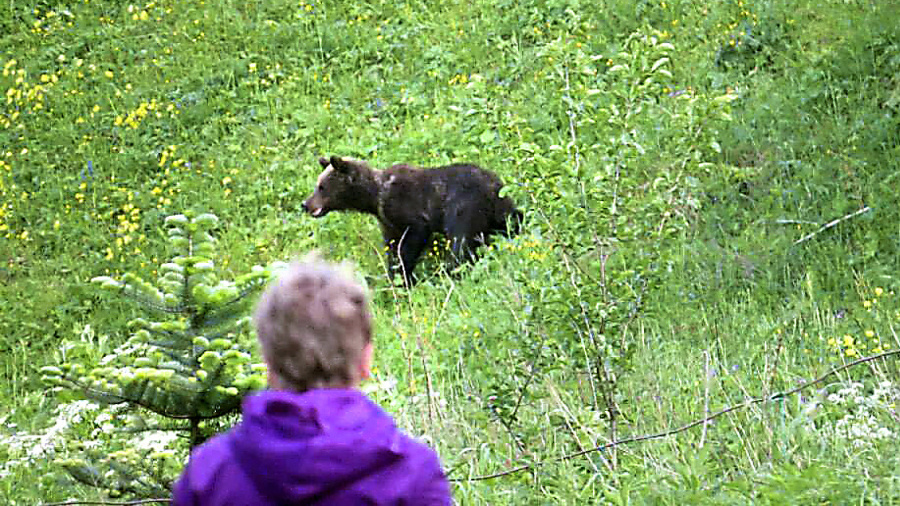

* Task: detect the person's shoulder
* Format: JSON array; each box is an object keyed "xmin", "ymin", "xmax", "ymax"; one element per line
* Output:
[
  {"xmin": 172, "ymin": 432, "xmax": 236, "ymax": 505},
  {"xmin": 406, "ymin": 438, "xmax": 452, "ymax": 505},
  {"xmin": 356, "ymin": 393, "xmax": 440, "ymax": 466},
  {"xmin": 192, "ymin": 431, "xmax": 233, "ymax": 460},
  {"xmin": 349, "ymin": 392, "xmax": 452, "ymax": 503},
  {"xmin": 400, "ymin": 433, "xmax": 442, "ymax": 467},
  {"xmin": 390, "ymin": 431, "xmax": 451, "ymax": 503},
  {"xmin": 180, "ymin": 432, "xmax": 237, "ymax": 490}
]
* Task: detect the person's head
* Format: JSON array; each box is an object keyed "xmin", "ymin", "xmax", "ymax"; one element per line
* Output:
[{"xmin": 254, "ymin": 260, "xmax": 373, "ymax": 392}]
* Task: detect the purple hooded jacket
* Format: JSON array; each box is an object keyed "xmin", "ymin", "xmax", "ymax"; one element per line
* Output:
[{"xmin": 172, "ymin": 389, "xmax": 451, "ymax": 505}]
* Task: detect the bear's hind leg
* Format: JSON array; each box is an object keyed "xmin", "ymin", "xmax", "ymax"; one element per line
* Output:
[
  {"xmin": 446, "ymin": 202, "xmax": 491, "ymax": 269},
  {"xmin": 448, "ymin": 234, "xmax": 478, "ymax": 268}
]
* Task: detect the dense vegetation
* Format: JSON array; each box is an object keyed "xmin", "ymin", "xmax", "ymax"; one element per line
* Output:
[{"xmin": 1, "ymin": 0, "xmax": 898, "ymax": 503}]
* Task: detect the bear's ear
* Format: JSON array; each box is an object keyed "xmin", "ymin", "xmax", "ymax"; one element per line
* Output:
[
  {"xmin": 318, "ymin": 157, "xmax": 330, "ymax": 168},
  {"xmin": 330, "ymin": 156, "xmax": 350, "ymax": 173}
]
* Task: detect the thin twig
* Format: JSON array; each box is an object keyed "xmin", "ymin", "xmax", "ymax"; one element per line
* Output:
[
  {"xmin": 571, "ymin": 320, "xmax": 601, "ymax": 413},
  {"xmin": 772, "ymin": 219, "xmax": 819, "ymax": 226},
  {"xmin": 453, "ymin": 349, "xmax": 900, "ymax": 482},
  {"xmin": 397, "ymin": 227, "xmax": 410, "ymax": 285},
  {"xmin": 425, "ymin": 282, "xmax": 456, "ymax": 426},
  {"xmin": 610, "ymin": 161, "xmax": 621, "ymax": 237},
  {"xmin": 417, "ymin": 289, "xmax": 436, "ymax": 430},
  {"xmin": 563, "ymin": 64, "xmax": 617, "ymax": 438},
  {"xmin": 764, "ymin": 328, "xmax": 786, "ymax": 456},
  {"xmin": 546, "ymin": 381, "xmax": 603, "ymax": 475},
  {"xmin": 509, "ymin": 330, "xmax": 544, "ymax": 421},
  {"xmin": 563, "ymin": 64, "xmax": 581, "ymax": 174},
  {"xmin": 793, "ymin": 206, "xmax": 871, "ymax": 245},
  {"xmin": 699, "ymin": 350, "xmax": 710, "ymax": 449},
  {"xmin": 599, "ymin": 361, "xmax": 619, "ymax": 469},
  {"xmin": 417, "ymin": 333, "xmax": 435, "ymax": 430}
]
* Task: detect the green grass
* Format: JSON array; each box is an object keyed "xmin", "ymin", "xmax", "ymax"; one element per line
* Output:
[{"xmin": 2, "ymin": 0, "xmax": 899, "ymax": 503}]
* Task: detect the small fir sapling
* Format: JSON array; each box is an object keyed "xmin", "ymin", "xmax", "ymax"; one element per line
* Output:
[{"xmin": 41, "ymin": 212, "xmax": 284, "ymax": 497}]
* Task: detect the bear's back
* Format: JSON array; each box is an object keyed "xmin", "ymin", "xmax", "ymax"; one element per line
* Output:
[
  {"xmin": 381, "ymin": 163, "xmax": 501, "ymax": 200},
  {"xmin": 377, "ymin": 162, "xmax": 515, "ymax": 232},
  {"xmin": 425, "ymin": 164, "xmax": 504, "ymax": 201}
]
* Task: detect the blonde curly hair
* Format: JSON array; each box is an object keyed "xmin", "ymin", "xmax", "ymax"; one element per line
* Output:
[{"xmin": 254, "ymin": 260, "xmax": 372, "ymax": 392}]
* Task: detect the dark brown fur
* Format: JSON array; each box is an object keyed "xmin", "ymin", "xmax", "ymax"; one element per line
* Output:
[{"xmin": 302, "ymin": 156, "xmax": 522, "ymax": 285}]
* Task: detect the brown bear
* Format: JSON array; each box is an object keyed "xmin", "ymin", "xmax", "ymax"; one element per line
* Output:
[{"xmin": 302, "ymin": 156, "xmax": 522, "ymax": 285}]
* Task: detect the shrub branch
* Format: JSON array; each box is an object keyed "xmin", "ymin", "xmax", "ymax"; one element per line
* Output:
[{"xmin": 453, "ymin": 349, "xmax": 900, "ymax": 482}]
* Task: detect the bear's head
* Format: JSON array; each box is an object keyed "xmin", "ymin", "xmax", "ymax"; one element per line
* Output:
[{"xmin": 302, "ymin": 156, "xmax": 374, "ymax": 218}]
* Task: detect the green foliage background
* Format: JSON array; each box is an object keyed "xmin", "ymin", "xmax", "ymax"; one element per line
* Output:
[{"xmin": 1, "ymin": 0, "xmax": 899, "ymax": 503}]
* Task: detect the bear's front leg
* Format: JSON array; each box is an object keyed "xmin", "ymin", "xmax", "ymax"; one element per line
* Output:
[
  {"xmin": 387, "ymin": 227, "xmax": 429, "ymax": 287},
  {"xmin": 381, "ymin": 231, "xmax": 422, "ymax": 286}
]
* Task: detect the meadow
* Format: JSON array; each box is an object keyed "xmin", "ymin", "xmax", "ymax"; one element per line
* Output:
[{"xmin": 1, "ymin": 0, "xmax": 899, "ymax": 503}]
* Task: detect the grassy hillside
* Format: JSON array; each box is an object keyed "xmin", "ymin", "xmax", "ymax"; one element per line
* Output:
[{"xmin": 1, "ymin": 0, "xmax": 899, "ymax": 503}]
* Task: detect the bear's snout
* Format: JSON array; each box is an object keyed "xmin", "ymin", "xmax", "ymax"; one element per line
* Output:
[{"xmin": 301, "ymin": 197, "xmax": 327, "ymax": 218}]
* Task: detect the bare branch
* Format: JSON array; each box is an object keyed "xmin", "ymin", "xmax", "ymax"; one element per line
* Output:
[
  {"xmin": 793, "ymin": 206, "xmax": 871, "ymax": 245},
  {"xmin": 454, "ymin": 349, "xmax": 900, "ymax": 482},
  {"xmin": 43, "ymin": 499, "xmax": 170, "ymax": 506}
]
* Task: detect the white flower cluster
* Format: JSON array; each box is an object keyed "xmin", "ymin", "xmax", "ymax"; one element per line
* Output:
[
  {"xmin": 133, "ymin": 430, "xmax": 179, "ymax": 453},
  {"xmin": 823, "ymin": 381, "xmax": 898, "ymax": 449},
  {"xmin": 0, "ymin": 400, "xmax": 100, "ymax": 478}
]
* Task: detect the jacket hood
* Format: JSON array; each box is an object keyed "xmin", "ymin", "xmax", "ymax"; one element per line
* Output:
[{"xmin": 230, "ymin": 389, "xmax": 405, "ymax": 503}]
